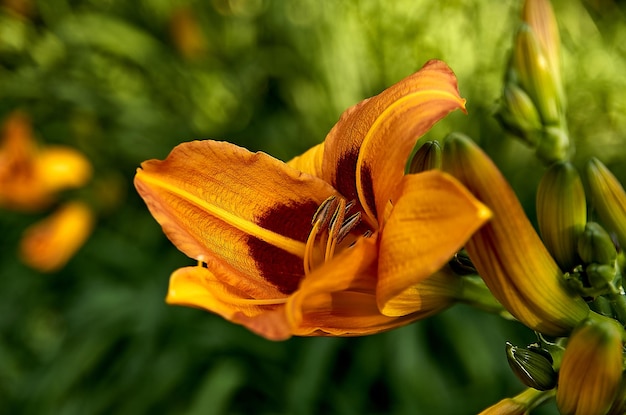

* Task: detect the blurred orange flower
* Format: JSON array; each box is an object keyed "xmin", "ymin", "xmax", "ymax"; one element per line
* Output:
[
  {"xmin": 135, "ymin": 60, "xmax": 491, "ymax": 340},
  {"xmin": 0, "ymin": 111, "xmax": 92, "ymax": 211},
  {"xmin": 169, "ymin": 6, "xmax": 208, "ymax": 60},
  {"xmin": 19, "ymin": 201, "xmax": 94, "ymax": 273}
]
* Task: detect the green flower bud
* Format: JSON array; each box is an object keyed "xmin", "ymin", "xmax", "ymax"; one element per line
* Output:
[
  {"xmin": 578, "ymin": 222, "xmax": 618, "ymax": 266},
  {"xmin": 590, "ymin": 295, "xmax": 615, "ymax": 318},
  {"xmin": 506, "ymin": 342, "xmax": 557, "ymax": 391},
  {"xmin": 556, "ymin": 314, "xmax": 624, "ymax": 415},
  {"xmin": 513, "ymin": 24, "xmax": 562, "ymax": 126},
  {"xmin": 496, "ymin": 83, "xmax": 542, "ymax": 146},
  {"xmin": 586, "ymin": 264, "xmax": 618, "ymax": 291},
  {"xmin": 586, "ymin": 158, "xmax": 626, "ymax": 250},
  {"xmin": 536, "ymin": 162, "xmax": 586, "ymax": 271},
  {"xmin": 408, "ymin": 140, "xmax": 441, "ymax": 173}
]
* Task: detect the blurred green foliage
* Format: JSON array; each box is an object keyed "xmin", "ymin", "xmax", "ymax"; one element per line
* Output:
[{"xmin": 1, "ymin": 0, "xmax": 625, "ymax": 414}]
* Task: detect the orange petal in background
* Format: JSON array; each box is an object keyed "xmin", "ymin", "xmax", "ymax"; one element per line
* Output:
[{"xmin": 20, "ymin": 201, "xmax": 94, "ymax": 272}]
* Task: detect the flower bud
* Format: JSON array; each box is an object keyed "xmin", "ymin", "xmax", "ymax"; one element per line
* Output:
[
  {"xmin": 585, "ymin": 264, "xmax": 618, "ymax": 291},
  {"xmin": 442, "ymin": 133, "xmax": 589, "ymax": 336},
  {"xmin": 578, "ymin": 222, "xmax": 618, "ymax": 266},
  {"xmin": 408, "ymin": 140, "xmax": 442, "ymax": 173},
  {"xmin": 496, "ymin": 83, "xmax": 542, "ymax": 146},
  {"xmin": 556, "ymin": 315, "xmax": 624, "ymax": 415},
  {"xmin": 478, "ymin": 388, "xmax": 552, "ymax": 415},
  {"xmin": 586, "ymin": 158, "xmax": 626, "ymax": 250},
  {"xmin": 536, "ymin": 162, "xmax": 586, "ymax": 271},
  {"xmin": 606, "ymin": 375, "xmax": 626, "ymax": 415},
  {"xmin": 506, "ymin": 342, "xmax": 557, "ymax": 391},
  {"xmin": 521, "ymin": 0, "xmax": 562, "ymax": 95},
  {"xmin": 590, "ymin": 295, "xmax": 614, "ymax": 319},
  {"xmin": 512, "ymin": 24, "xmax": 562, "ymax": 127}
]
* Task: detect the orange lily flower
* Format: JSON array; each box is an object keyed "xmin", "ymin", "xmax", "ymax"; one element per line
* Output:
[
  {"xmin": 135, "ymin": 60, "xmax": 491, "ymax": 340},
  {"xmin": 0, "ymin": 111, "xmax": 92, "ymax": 211}
]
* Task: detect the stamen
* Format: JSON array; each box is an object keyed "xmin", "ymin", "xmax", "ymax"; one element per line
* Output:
[
  {"xmin": 312, "ymin": 196, "xmax": 338, "ymax": 227},
  {"xmin": 336, "ymin": 212, "xmax": 361, "ymax": 243},
  {"xmin": 344, "ymin": 200, "xmax": 355, "ymax": 213},
  {"xmin": 304, "ymin": 219, "xmax": 322, "ymax": 276},
  {"xmin": 305, "ymin": 196, "xmax": 364, "ymax": 275},
  {"xmin": 325, "ymin": 198, "xmax": 347, "ymax": 261}
]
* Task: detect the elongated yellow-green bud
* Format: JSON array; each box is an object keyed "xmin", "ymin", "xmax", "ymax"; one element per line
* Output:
[
  {"xmin": 556, "ymin": 314, "xmax": 624, "ymax": 415},
  {"xmin": 536, "ymin": 162, "xmax": 586, "ymax": 271},
  {"xmin": 506, "ymin": 342, "xmax": 557, "ymax": 390},
  {"xmin": 586, "ymin": 158, "xmax": 626, "ymax": 250},
  {"xmin": 497, "ymin": 83, "xmax": 542, "ymax": 146},
  {"xmin": 521, "ymin": 0, "xmax": 563, "ymax": 103},
  {"xmin": 442, "ymin": 133, "xmax": 589, "ymax": 336},
  {"xmin": 578, "ymin": 222, "xmax": 618, "ymax": 266},
  {"xmin": 408, "ymin": 140, "xmax": 442, "ymax": 173},
  {"xmin": 513, "ymin": 24, "xmax": 562, "ymax": 127},
  {"xmin": 478, "ymin": 388, "xmax": 554, "ymax": 415}
]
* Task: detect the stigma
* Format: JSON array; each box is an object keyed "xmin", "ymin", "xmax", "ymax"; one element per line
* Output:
[{"xmin": 304, "ymin": 195, "xmax": 362, "ymax": 275}]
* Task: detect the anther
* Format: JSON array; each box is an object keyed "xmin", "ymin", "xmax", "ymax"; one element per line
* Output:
[
  {"xmin": 336, "ymin": 212, "xmax": 361, "ymax": 244},
  {"xmin": 305, "ymin": 196, "xmax": 363, "ymax": 275},
  {"xmin": 312, "ymin": 196, "xmax": 338, "ymax": 228},
  {"xmin": 325, "ymin": 198, "xmax": 347, "ymax": 260}
]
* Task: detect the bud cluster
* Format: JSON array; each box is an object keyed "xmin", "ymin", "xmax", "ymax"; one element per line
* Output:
[
  {"xmin": 536, "ymin": 156, "xmax": 626, "ymax": 324},
  {"xmin": 496, "ymin": 0, "xmax": 570, "ymax": 163},
  {"xmin": 452, "ymin": 1, "xmax": 626, "ymax": 414}
]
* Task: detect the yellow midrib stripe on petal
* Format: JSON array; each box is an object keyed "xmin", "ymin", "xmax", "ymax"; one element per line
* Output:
[
  {"xmin": 138, "ymin": 170, "xmax": 307, "ymax": 257},
  {"xmin": 355, "ymin": 89, "xmax": 465, "ymax": 224}
]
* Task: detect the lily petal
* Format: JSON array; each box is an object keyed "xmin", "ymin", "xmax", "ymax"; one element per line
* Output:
[
  {"xmin": 166, "ymin": 265, "xmax": 292, "ymax": 340},
  {"xmin": 287, "ymin": 142, "xmax": 325, "ymax": 178},
  {"xmin": 320, "ymin": 60, "xmax": 466, "ymax": 225},
  {"xmin": 135, "ymin": 140, "xmax": 338, "ymax": 297},
  {"xmin": 288, "ymin": 236, "xmax": 419, "ymax": 336},
  {"xmin": 375, "ymin": 266, "xmax": 462, "ymax": 318},
  {"xmin": 377, "ymin": 171, "xmax": 491, "ymax": 316}
]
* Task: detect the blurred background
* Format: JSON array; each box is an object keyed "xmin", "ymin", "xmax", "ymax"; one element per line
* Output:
[{"xmin": 1, "ymin": 0, "xmax": 626, "ymax": 414}]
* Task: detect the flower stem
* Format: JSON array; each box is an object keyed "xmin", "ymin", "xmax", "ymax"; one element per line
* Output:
[{"xmin": 456, "ymin": 275, "xmax": 515, "ymax": 320}]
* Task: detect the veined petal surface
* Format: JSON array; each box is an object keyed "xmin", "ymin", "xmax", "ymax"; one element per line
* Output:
[
  {"xmin": 320, "ymin": 60, "xmax": 465, "ymax": 225},
  {"xmin": 166, "ymin": 265, "xmax": 292, "ymax": 340},
  {"xmin": 288, "ymin": 237, "xmax": 420, "ymax": 336},
  {"xmin": 287, "ymin": 142, "xmax": 325, "ymax": 179},
  {"xmin": 377, "ymin": 171, "xmax": 491, "ymax": 316},
  {"xmin": 135, "ymin": 140, "xmax": 338, "ymax": 297}
]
